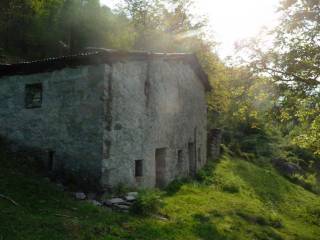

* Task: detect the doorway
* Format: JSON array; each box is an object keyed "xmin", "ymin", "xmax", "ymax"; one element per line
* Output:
[{"xmin": 155, "ymin": 148, "xmax": 167, "ymax": 188}]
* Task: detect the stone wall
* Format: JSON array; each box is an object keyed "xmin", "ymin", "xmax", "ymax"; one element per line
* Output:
[
  {"xmin": 101, "ymin": 58, "xmax": 207, "ymax": 188},
  {"xmin": 0, "ymin": 57, "xmax": 208, "ymax": 190},
  {"xmin": 0, "ymin": 65, "xmax": 105, "ymax": 189}
]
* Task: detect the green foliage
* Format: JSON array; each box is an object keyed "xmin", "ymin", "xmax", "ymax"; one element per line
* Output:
[
  {"xmin": 290, "ymin": 173, "xmax": 320, "ymax": 195},
  {"xmin": 131, "ymin": 189, "xmax": 164, "ymax": 216},
  {"xmin": 0, "ymin": 0, "xmax": 135, "ymax": 61},
  {"xmin": 118, "ymin": 0, "xmax": 210, "ymax": 52},
  {"xmin": 0, "ymin": 0, "xmax": 214, "ymax": 61}
]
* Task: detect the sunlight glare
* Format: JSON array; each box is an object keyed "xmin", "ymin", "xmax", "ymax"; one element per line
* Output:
[{"xmin": 100, "ymin": 0, "xmax": 280, "ymax": 57}]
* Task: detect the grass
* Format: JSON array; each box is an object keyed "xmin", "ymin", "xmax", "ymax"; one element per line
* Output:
[{"xmin": 0, "ymin": 152, "xmax": 320, "ymax": 240}]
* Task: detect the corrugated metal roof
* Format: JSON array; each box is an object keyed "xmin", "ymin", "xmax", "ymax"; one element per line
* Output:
[{"xmin": 0, "ymin": 49, "xmax": 211, "ymax": 91}]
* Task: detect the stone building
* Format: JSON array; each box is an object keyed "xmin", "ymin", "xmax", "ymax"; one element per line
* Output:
[{"xmin": 0, "ymin": 50, "xmax": 210, "ymax": 190}]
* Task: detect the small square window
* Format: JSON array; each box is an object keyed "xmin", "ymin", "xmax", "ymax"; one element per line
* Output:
[
  {"xmin": 135, "ymin": 160, "xmax": 143, "ymax": 177},
  {"xmin": 25, "ymin": 83, "xmax": 42, "ymax": 108}
]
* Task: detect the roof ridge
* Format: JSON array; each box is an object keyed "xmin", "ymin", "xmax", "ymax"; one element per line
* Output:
[{"xmin": 0, "ymin": 49, "xmax": 211, "ymax": 91}]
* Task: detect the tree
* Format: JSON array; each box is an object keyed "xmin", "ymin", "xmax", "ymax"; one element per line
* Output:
[
  {"xmin": 118, "ymin": 0, "xmax": 208, "ymax": 51},
  {"xmin": 244, "ymin": 0, "xmax": 320, "ymax": 93},
  {"xmin": 0, "ymin": 0, "xmax": 135, "ymax": 60},
  {"xmin": 236, "ymin": 0, "xmax": 320, "ymax": 156}
]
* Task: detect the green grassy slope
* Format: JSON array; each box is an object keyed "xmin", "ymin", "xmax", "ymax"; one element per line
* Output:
[{"xmin": 0, "ymin": 154, "xmax": 319, "ymax": 240}]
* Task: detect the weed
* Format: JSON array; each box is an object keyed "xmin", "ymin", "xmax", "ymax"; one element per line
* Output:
[{"xmin": 131, "ymin": 189, "xmax": 164, "ymax": 216}]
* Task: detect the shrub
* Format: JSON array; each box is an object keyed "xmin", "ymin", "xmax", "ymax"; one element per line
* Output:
[
  {"xmin": 165, "ymin": 179, "xmax": 189, "ymax": 195},
  {"xmin": 131, "ymin": 189, "xmax": 164, "ymax": 216},
  {"xmin": 196, "ymin": 162, "xmax": 216, "ymax": 185},
  {"xmin": 290, "ymin": 173, "xmax": 320, "ymax": 194}
]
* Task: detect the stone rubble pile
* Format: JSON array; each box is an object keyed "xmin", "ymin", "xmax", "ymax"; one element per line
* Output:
[{"xmin": 73, "ymin": 191, "xmax": 138, "ymax": 212}]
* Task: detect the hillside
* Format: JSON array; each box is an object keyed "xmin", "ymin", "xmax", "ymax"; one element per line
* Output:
[{"xmin": 0, "ymin": 152, "xmax": 319, "ymax": 240}]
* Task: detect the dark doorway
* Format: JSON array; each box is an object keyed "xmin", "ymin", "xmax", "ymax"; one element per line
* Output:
[
  {"xmin": 155, "ymin": 148, "xmax": 167, "ymax": 188},
  {"xmin": 188, "ymin": 142, "xmax": 196, "ymax": 176}
]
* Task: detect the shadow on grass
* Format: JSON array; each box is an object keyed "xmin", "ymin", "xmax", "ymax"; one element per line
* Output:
[
  {"xmin": 120, "ymin": 213, "xmax": 230, "ymax": 240},
  {"xmin": 232, "ymin": 160, "xmax": 294, "ymax": 205},
  {"xmin": 192, "ymin": 213, "xmax": 232, "ymax": 240}
]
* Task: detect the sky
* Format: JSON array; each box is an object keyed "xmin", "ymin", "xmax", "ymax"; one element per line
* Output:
[{"xmin": 100, "ymin": 0, "xmax": 280, "ymax": 58}]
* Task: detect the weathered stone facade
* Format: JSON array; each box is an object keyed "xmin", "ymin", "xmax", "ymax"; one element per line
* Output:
[{"xmin": 0, "ymin": 50, "xmax": 210, "ymax": 190}]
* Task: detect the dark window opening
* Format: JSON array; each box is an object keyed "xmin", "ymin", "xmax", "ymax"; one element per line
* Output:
[
  {"xmin": 48, "ymin": 150, "xmax": 55, "ymax": 171},
  {"xmin": 25, "ymin": 83, "xmax": 42, "ymax": 108},
  {"xmin": 135, "ymin": 160, "xmax": 143, "ymax": 177}
]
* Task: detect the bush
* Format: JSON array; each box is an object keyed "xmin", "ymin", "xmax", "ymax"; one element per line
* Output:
[
  {"xmin": 290, "ymin": 173, "xmax": 320, "ymax": 194},
  {"xmin": 165, "ymin": 179, "xmax": 189, "ymax": 195},
  {"xmin": 196, "ymin": 161, "xmax": 216, "ymax": 185},
  {"xmin": 131, "ymin": 189, "xmax": 164, "ymax": 216}
]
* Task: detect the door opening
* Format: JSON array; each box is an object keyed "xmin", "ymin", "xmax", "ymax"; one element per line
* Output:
[{"xmin": 155, "ymin": 148, "xmax": 167, "ymax": 188}]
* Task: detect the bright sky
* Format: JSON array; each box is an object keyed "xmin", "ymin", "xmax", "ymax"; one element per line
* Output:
[{"xmin": 100, "ymin": 0, "xmax": 280, "ymax": 58}]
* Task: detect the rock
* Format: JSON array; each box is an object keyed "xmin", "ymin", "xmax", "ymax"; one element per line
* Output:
[
  {"xmin": 114, "ymin": 204, "xmax": 130, "ymax": 210},
  {"xmin": 127, "ymin": 192, "xmax": 138, "ymax": 197},
  {"xmin": 104, "ymin": 198, "xmax": 125, "ymax": 206},
  {"xmin": 272, "ymin": 158, "xmax": 302, "ymax": 176},
  {"xmin": 74, "ymin": 192, "xmax": 86, "ymax": 200},
  {"xmin": 88, "ymin": 200, "xmax": 102, "ymax": 207},
  {"xmin": 121, "ymin": 201, "xmax": 133, "ymax": 206},
  {"xmin": 152, "ymin": 214, "xmax": 169, "ymax": 221},
  {"xmin": 125, "ymin": 195, "xmax": 136, "ymax": 202}
]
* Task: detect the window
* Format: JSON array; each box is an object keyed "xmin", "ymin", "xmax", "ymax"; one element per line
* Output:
[
  {"xmin": 48, "ymin": 150, "xmax": 55, "ymax": 171},
  {"xmin": 135, "ymin": 160, "xmax": 143, "ymax": 177},
  {"xmin": 25, "ymin": 83, "xmax": 42, "ymax": 108}
]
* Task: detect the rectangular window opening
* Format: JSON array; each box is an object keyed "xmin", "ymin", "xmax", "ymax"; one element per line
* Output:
[
  {"xmin": 48, "ymin": 150, "xmax": 55, "ymax": 171},
  {"xmin": 25, "ymin": 83, "xmax": 42, "ymax": 108},
  {"xmin": 135, "ymin": 160, "xmax": 143, "ymax": 177}
]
